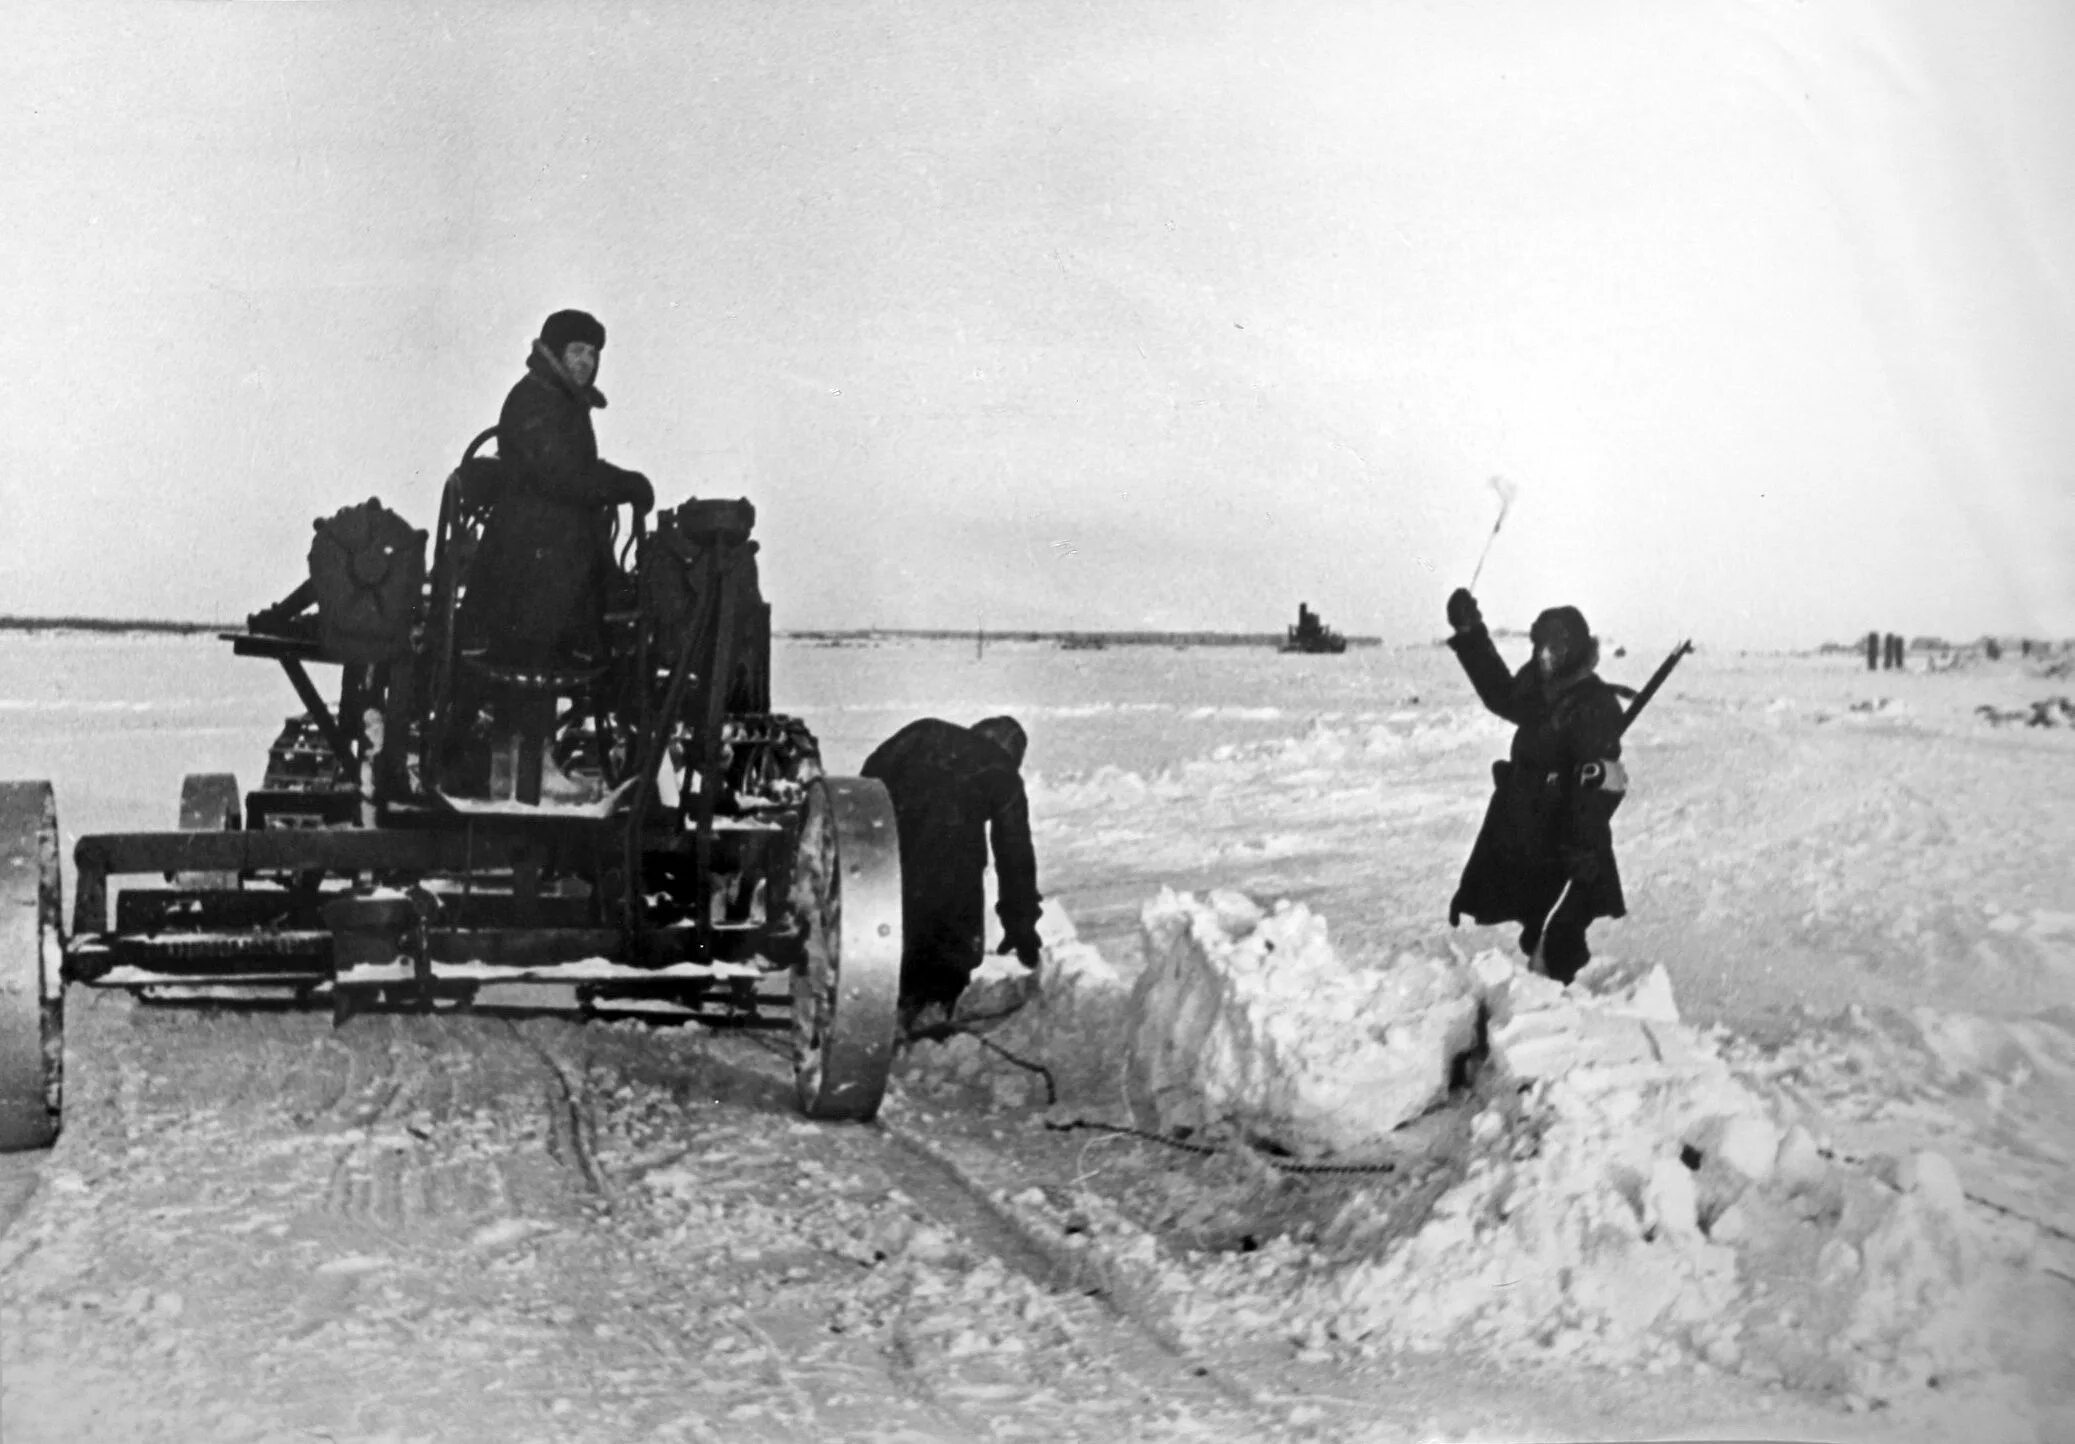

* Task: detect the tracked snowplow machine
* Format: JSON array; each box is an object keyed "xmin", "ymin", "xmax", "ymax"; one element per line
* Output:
[{"xmin": 0, "ymin": 429, "xmax": 905, "ymax": 1151}]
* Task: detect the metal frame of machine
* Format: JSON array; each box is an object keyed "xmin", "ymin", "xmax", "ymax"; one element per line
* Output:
[{"xmin": 0, "ymin": 430, "xmax": 905, "ymax": 1151}]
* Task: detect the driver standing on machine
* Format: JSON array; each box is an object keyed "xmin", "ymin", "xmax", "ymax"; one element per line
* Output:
[
  {"xmin": 451, "ymin": 310, "xmax": 654, "ymax": 797},
  {"xmin": 466, "ymin": 308, "xmax": 655, "ymax": 669}
]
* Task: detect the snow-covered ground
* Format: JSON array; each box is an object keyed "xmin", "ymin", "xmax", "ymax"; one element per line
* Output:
[{"xmin": 1, "ymin": 629, "xmax": 2071, "ymax": 1441}]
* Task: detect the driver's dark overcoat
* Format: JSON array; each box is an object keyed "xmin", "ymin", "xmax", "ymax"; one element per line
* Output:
[
  {"xmin": 464, "ymin": 345, "xmax": 649, "ymax": 666},
  {"xmin": 1447, "ymin": 625, "xmax": 1628, "ymax": 930},
  {"xmin": 861, "ymin": 719, "xmax": 1043, "ymax": 1005}
]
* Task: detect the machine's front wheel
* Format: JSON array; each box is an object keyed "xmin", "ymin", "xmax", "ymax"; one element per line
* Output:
[
  {"xmin": 789, "ymin": 777, "xmax": 903, "ymax": 1120},
  {"xmin": 0, "ymin": 782, "xmax": 63, "ymax": 1151}
]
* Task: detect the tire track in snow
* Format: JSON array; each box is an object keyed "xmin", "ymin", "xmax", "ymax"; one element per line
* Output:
[
  {"xmin": 624, "ymin": 1030, "xmax": 1277, "ymax": 1436},
  {"xmin": 501, "ymin": 1018, "xmax": 610, "ymax": 1199},
  {"xmin": 11, "ymin": 991, "xmax": 1280, "ymax": 1440},
  {"xmin": 873, "ymin": 1110, "xmax": 1271, "ymax": 1421}
]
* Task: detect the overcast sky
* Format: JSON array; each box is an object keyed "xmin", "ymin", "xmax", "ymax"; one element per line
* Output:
[{"xmin": 3, "ymin": 0, "xmax": 2070, "ymax": 650}]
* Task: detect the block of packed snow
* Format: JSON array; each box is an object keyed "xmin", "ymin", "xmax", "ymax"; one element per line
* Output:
[
  {"xmin": 955, "ymin": 956, "xmax": 1040, "ymax": 1027},
  {"xmin": 1122, "ymin": 889, "xmax": 1480, "ymax": 1157},
  {"xmin": 1897, "ymin": 1151, "xmax": 1966, "ymax": 1217},
  {"xmin": 1488, "ymin": 996, "xmax": 1659, "ymax": 1083},
  {"xmin": 958, "ymin": 923, "xmax": 1121, "ymax": 1026},
  {"xmin": 1644, "ymin": 1157, "xmax": 1702, "ymax": 1240},
  {"xmin": 1836, "ymin": 1172, "xmax": 1983, "ymax": 1386},
  {"xmin": 1468, "ymin": 947, "xmax": 1517, "ymax": 997},
  {"xmin": 1706, "ymin": 1197, "xmax": 1753, "ymax": 1243},
  {"xmin": 1575, "ymin": 956, "xmax": 1682, "ymax": 1024},
  {"xmin": 1693, "ymin": 1113, "xmax": 1781, "ymax": 1186},
  {"xmin": 1683, "ymin": 1110, "xmax": 1784, "ymax": 1227},
  {"xmin": 1772, "ymin": 1123, "xmax": 1827, "ymax": 1193},
  {"xmin": 1477, "ymin": 959, "xmax": 1565, "ymax": 1029}
]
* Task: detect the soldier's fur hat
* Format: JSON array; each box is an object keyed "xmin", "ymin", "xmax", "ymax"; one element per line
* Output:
[
  {"xmin": 1530, "ymin": 606, "xmax": 1599, "ymax": 679},
  {"xmin": 1530, "ymin": 606, "xmax": 1591, "ymax": 652}
]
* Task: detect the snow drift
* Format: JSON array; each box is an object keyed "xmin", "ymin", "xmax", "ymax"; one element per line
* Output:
[
  {"xmin": 920, "ymin": 887, "xmax": 2046, "ymax": 1422},
  {"xmin": 1313, "ymin": 947, "xmax": 1994, "ymax": 1403}
]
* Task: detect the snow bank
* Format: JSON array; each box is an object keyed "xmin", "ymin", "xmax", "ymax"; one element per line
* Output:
[
  {"xmin": 1115, "ymin": 890, "xmax": 2013, "ymax": 1412},
  {"xmin": 1317, "ymin": 954, "xmax": 1994, "ymax": 1402},
  {"xmin": 898, "ymin": 884, "xmax": 2034, "ymax": 1421},
  {"xmin": 1122, "ymin": 889, "xmax": 1480, "ymax": 1157}
]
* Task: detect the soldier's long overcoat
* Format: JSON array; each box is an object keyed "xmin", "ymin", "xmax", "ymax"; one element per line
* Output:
[{"xmin": 1447, "ymin": 623, "xmax": 1628, "ymax": 931}]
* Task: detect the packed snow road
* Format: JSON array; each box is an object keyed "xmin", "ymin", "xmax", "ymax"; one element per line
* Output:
[
  {"xmin": 0, "ymin": 975, "xmax": 1966, "ymax": 1444},
  {"xmin": 0, "ymin": 988, "xmax": 1267, "ymax": 1443}
]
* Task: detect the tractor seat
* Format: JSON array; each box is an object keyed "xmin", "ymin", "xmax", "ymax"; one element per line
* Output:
[{"xmin": 451, "ymin": 454, "xmax": 507, "ymax": 511}]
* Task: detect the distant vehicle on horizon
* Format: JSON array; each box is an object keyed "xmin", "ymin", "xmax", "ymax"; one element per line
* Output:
[{"xmin": 1279, "ymin": 602, "xmax": 1346, "ymax": 655}]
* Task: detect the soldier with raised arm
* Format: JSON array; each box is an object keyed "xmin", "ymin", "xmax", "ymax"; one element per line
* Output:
[{"xmin": 1444, "ymin": 589, "xmax": 1628, "ymax": 983}]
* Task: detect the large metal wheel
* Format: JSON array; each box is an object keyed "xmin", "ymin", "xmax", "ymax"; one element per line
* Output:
[
  {"xmin": 790, "ymin": 777, "xmax": 903, "ymax": 1121},
  {"xmin": 0, "ymin": 782, "xmax": 64, "ymax": 1151}
]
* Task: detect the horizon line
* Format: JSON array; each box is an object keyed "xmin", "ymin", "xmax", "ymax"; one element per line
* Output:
[{"xmin": 1, "ymin": 615, "xmax": 2062, "ymax": 653}]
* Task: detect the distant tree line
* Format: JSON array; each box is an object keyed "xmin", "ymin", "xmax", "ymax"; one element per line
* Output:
[
  {"xmin": 0, "ymin": 615, "xmax": 230, "ymax": 635},
  {"xmin": 0, "ymin": 616, "xmax": 1396, "ymax": 647},
  {"xmin": 785, "ymin": 628, "xmax": 1381, "ymax": 649}
]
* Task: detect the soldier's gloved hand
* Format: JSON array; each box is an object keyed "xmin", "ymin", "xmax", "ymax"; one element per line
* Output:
[
  {"xmin": 626, "ymin": 472, "xmax": 655, "ymax": 516},
  {"xmin": 1446, "ymin": 588, "xmax": 1483, "ymax": 634},
  {"xmin": 1560, "ymin": 845, "xmax": 1601, "ymax": 886},
  {"xmin": 996, "ymin": 928, "xmax": 1043, "ymax": 970}
]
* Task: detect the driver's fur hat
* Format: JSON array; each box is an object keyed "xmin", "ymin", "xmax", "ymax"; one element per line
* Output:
[{"xmin": 540, "ymin": 309, "xmax": 606, "ymax": 354}]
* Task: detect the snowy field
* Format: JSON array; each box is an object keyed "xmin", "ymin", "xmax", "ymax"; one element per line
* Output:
[{"xmin": 1, "ymin": 628, "xmax": 2072, "ymax": 1442}]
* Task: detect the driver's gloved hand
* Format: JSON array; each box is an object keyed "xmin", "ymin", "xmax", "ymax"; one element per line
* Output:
[{"xmin": 625, "ymin": 472, "xmax": 655, "ymax": 516}]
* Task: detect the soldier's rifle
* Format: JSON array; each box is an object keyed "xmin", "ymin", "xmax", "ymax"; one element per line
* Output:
[
  {"xmin": 1618, "ymin": 639, "xmax": 1694, "ymax": 738},
  {"xmin": 1528, "ymin": 637, "xmax": 1692, "ymax": 978}
]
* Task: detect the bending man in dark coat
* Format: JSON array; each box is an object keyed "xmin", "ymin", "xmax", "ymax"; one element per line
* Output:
[
  {"xmin": 465, "ymin": 309, "xmax": 654, "ymax": 667},
  {"xmin": 861, "ymin": 716, "xmax": 1044, "ymax": 1021},
  {"xmin": 1445, "ymin": 590, "xmax": 1627, "ymax": 984}
]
